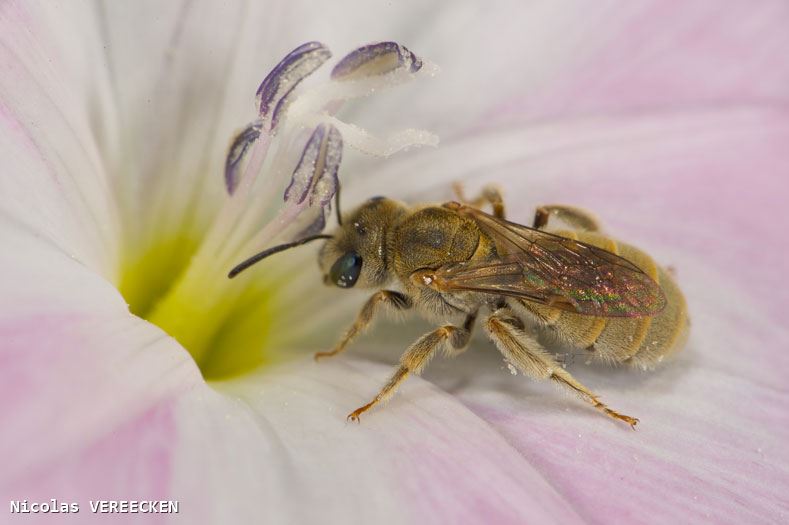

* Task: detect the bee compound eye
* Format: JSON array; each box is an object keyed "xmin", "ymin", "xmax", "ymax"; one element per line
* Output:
[{"xmin": 329, "ymin": 252, "xmax": 363, "ymax": 288}]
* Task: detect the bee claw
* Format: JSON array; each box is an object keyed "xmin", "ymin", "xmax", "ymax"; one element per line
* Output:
[
  {"xmin": 313, "ymin": 350, "xmax": 336, "ymax": 361},
  {"xmin": 596, "ymin": 401, "xmax": 639, "ymax": 429},
  {"xmin": 615, "ymin": 413, "xmax": 639, "ymax": 429},
  {"xmin": 347, "ymin": 401, "xmax": 376, "ymax": 423}
]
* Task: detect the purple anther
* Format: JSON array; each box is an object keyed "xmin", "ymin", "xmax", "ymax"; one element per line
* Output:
[
  {"xmin": 284, "ymin": 124, "xmax": 326, "ymax": 204},
  {"xmin": 283, "ymin": 124, "xmax": 343, "ymax": 208},
  {"xmin": 331, "ymin": 42, "xmax": 422, "ymax": 81},
  {"xmin": 308, "ymin": 125, "xmax": 342, "ymax": 207},
  {"xmin": 224, "ymin": 120, "xmax": 262, "ymax": 195},
  {"xmin": 256, "ymin": 42, "xmax": 331, "ymax": 123},
  {"xmin": 297, "ymin": 209, "xmax": 328, "ymax": 238}
]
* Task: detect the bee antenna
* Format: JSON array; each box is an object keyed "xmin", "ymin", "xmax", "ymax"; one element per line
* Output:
[
  {"xmin": 227, "ymin": 234, "xmax": 333, "ymax": 279},
  {"xmin": 335, "ymin": 185, "xmax": 343, "ymax": 226}
]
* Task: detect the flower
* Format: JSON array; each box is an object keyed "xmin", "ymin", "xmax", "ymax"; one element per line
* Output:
[{"xmin": 2, "ymin": 1, "xmax": 789, "ymax": 524}]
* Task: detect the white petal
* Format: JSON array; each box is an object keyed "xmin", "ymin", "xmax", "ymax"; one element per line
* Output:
[
  {"xmin": 0, "ymin": 1, "xmax": 122, "ymax": 276},
  {"xmin": 170, "ymin": 358, "xmax": 587, "ymax": 524}
]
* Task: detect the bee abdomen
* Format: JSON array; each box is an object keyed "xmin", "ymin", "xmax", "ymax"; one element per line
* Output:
[
  {"xmin": 578, "ymin": 233, "xmax": 688, "ymax": 369},
  {"xmin": 518, "ymin": 231, "xmax": 689, "ymax": 369},
  {"xmin": 625, "ymin": 264, "xmax": 689, "ymax": 369}
]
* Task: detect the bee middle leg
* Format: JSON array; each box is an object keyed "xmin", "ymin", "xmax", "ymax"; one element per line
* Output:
[
  {"xmin": 315, "ymin": 290, "xmax": 412, "ymax": 360},
  {"xmin": 348, "ymin": 311, "xmax": 477, "ymax": 422},
  {"xmin": 452, "ymin": 183, "xmax": 505, "ymax": 219},
  {"xmin": 484, "ymin": 307, "xmax": 638, "ymax": 429},
  {"xmin": 532, "ymin": 205, "xmax": 602, "ymax": 232}
]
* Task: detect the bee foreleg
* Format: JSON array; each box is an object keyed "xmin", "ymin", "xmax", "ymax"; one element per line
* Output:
[
  {"xmin": 452, "ymin": 183, "xmax": 505, "ymax": 219},
  {"xmin": 315, "ymin": 290, "xmax": 412, "ymax": 361},
  {"xmin": 438, "ymin": 310, "xmax": 479, "ymax": 357},
  {"xmin": 347, "ymin": 318, "xmax": 474, "ymax": 422},
  {"xmin": 484, "ymin": 309, "xmax": 638, "ymax": 429},
  {"xmin": 532, "ymin": 205, "xmax": 602, "ymax": 232}
]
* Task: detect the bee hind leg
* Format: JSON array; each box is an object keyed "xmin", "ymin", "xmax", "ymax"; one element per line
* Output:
[
  {"xmin": 452, "ymin": 183, "xmax": 505, "ymax": 219},
  {"xmin": 484, "ymin": 308, "xmax": 638, "ymax": 429},
  {"xmin": 348, "ymin": 312, "xmax": 477, "ymax": 422},
  {"xmin": 532, "ymin": 205, "xmax": 602, "ymax": 232},
  {"xmin": 315, "ymin": 290, "xmax": 412, "ymax": 361}
]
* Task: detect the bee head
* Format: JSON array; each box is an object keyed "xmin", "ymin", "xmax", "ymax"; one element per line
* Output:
[
  {"xmin": 227, "ymin": 196, "xmax": 406, "ymax": 286},
  {"xmin": 319, "ymin": 196, "xmax": 406, "ymax": 289}
]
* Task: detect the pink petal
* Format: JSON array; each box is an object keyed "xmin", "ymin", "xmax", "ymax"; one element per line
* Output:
[{"xmin": 482, "ymin": 2, "xmax": 789, "ymax": 127}]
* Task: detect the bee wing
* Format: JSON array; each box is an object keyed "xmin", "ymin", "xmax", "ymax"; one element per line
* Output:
[{"xmin": 431, "ymin": 203, "xmax": 667, "ymax": 317}]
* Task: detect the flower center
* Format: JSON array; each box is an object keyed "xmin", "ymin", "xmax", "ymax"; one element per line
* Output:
[{"xmin": 117, "ymin": 42, "xmax": 437, "ymax": 380}]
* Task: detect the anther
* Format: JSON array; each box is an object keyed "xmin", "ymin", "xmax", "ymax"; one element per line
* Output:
[
  {"xmin": 256, "ymin": 42, "xmax": 331, "ymax": 128},
  {"xmin": 331, "ymin": 42, "xmax": 422, "ymax": 81},
  {"xmin": 283, "ymin": 123, "xmax": 343, "ymax": 208},
  {"xmin": 224, "ymin": 120, "xmax": 262, "ymax": 195}
]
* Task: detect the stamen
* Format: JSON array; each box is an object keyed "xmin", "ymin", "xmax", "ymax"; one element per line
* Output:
[
  {"xmin": 238, "ymin": 123, "xmax": 343, "ymax": 258},
  {"xmin": 292, "ymin": 124, "xmax": 342, "ymax": 237},
  {"xmin": 224, "ymin": 120, "xmax": 262, "ymax": 195},
  {"xmin": 287, "ymin": 45, "xmax": 436, "ymax": 117},
  {"xmin": 331, "ymin": 42, "xmax": 422, "ymax": 80},
  {"xmin": 225, "ymin": 43, "xmax": 333, "ymax": 196},
  {"xmin": 308, "ymin": 125, "xmax": 342, "ymax": 207},
  {"xmin": 284, "ymin": 123, "xmax": 342, "ymax": 206},
  {"xmin": 256, "ymin": 41, "xmax": 331, "ymax": 128},
  {"xmin": 314, "ymin": 115, "xmax": 438, "ymax": 157},
  {"xmin": 144, "ymin": 41, "xmax": 438, "ymax": 375},
  {"xmin": 297, "ymin": 210, "xmax": 328, "ymax": 238}
]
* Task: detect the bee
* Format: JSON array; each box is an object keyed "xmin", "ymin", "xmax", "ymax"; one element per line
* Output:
[{"xmin": 229, "ymin": 186, "xmax": 689, "ymax": 428}]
